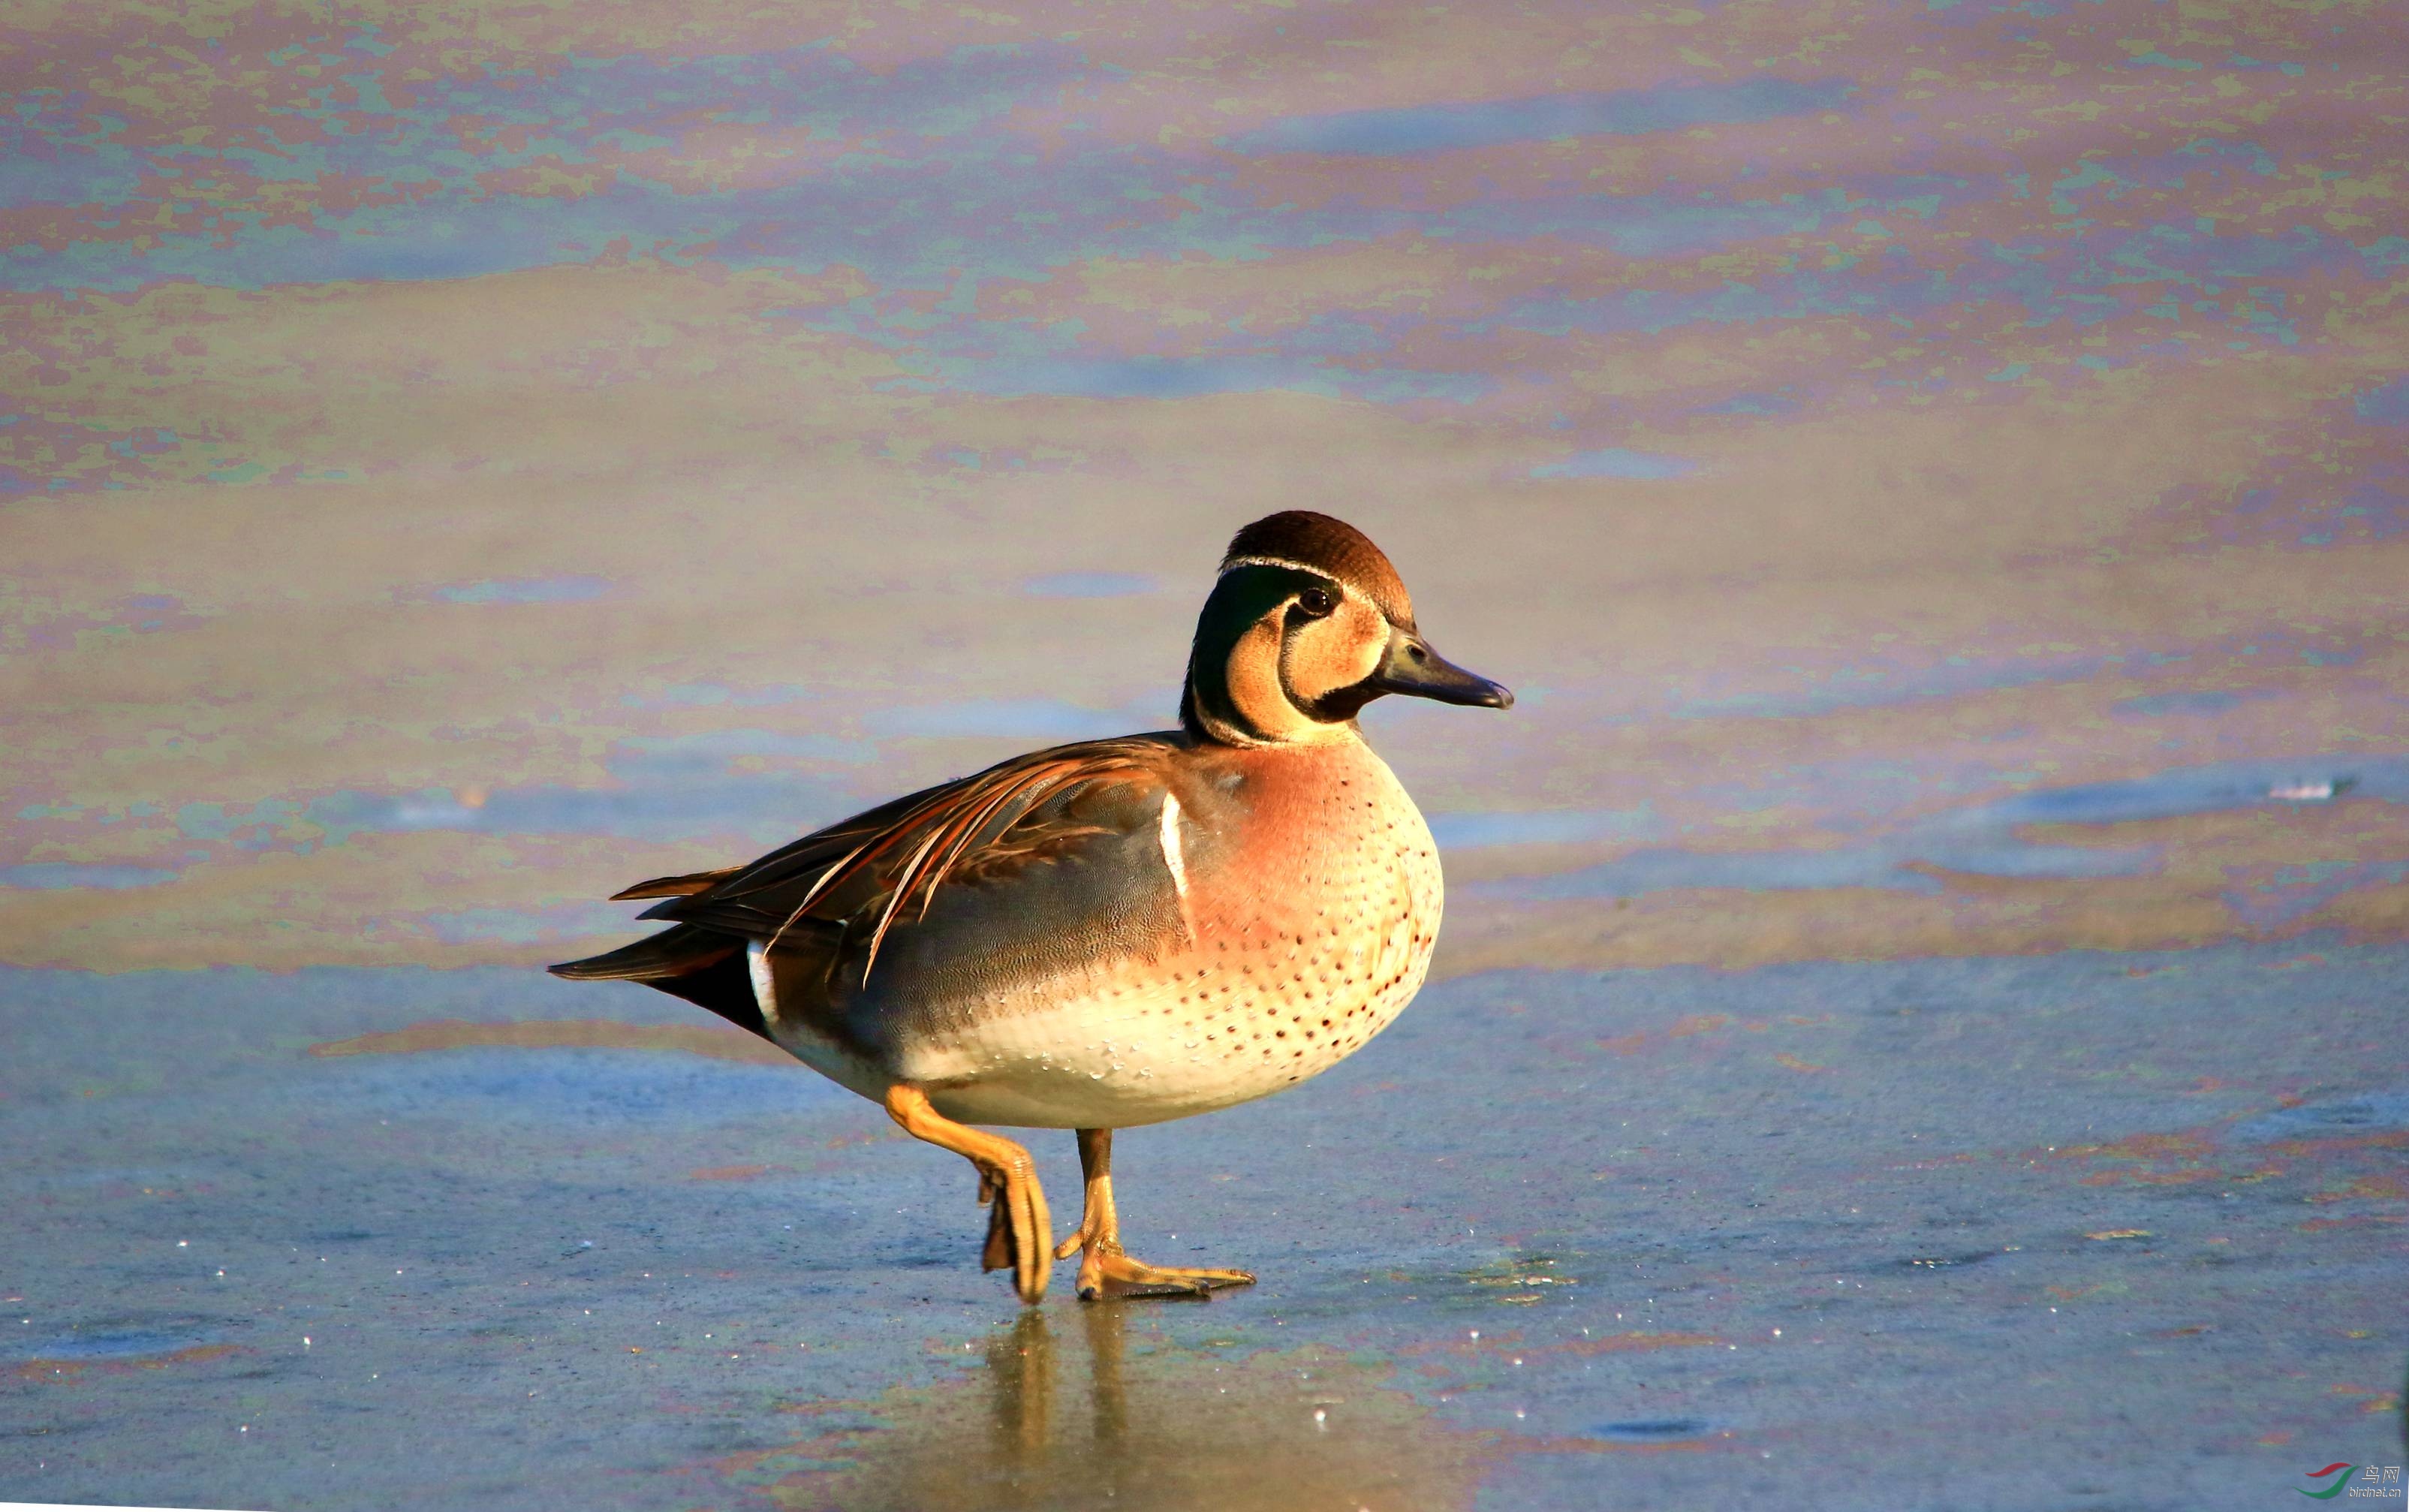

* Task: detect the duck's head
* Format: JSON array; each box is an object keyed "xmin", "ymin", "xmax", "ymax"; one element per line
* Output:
[{"xmin": 1180, "ymin": 511, "xmax": 1513, "ymax": 747}]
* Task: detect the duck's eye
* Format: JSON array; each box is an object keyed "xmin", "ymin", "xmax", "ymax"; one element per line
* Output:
[{"xmin": 1295, "ymin": 586, "xmax": 1337, "ymax": 618}]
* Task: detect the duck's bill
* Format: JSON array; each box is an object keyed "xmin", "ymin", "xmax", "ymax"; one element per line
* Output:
[{"xmin": 1371, "ymin": 630, "xmax": 1513, "ymax": 709}]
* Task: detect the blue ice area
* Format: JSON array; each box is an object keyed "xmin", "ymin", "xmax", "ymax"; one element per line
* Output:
[
  {"xmin": 0, "ymin": 41, "xmax": 1095, "ymax": 294},
  {"xmin": 3, "ymin": 1323, "xmax": 232, "ymax": 1363},
  {"xmin": 1528, "ymin": 447, "xmax": 1694, "ymax": 480},
  {"xmin": 411, "ymin": 902, "xmax": 650, "ymax": 947},
  {"xmin": 1023, "ymin": 571, "xmax": 1158, "ymax": 598},
  {"xmin": 0, "ymin": 862, "xmax": 179, "ymax": 890},
  {"xmin": 1480, "ymin": 753, "xmax": 2409, "ymax": 900},
  {"xmin": 1225, "ymin": 80, "xmax": 1854, "ymax": 155},
  {"xmin": 42, "ymin": 749, "xmax": 2405, "ymax": 963},
  {"xmin": 2233, "ymin": 1087, "xmax": 2409, "ymax": 1142},
  {"xmin": 429, "ymin": 576, "xmax": 613, "ymax": 605},
  {"xmin": 863, "ymin": 697, "xmax": 1150, "ymax": 740},
  {"xmin": 2356, "ymin": 375, "xmax": 2409, "ymax": 424},
  {"xmin": 1666, "ymin": 647, "xmax": 2110, "ymax": 721},
  {"xmin": 958, "ymin": 354, "xmax": 1490, "ymax": 403},
  {"xmin": 3, "ymin": 949, "xmax": 2401, "ymax": 1508},
  {"xmin": 320, "ymin": 1048, "xmax": 854, "ymax": 1127},
  {"xmin": 969, "ymin": 355, "xmax": 1299, "ymax": 399},
  {"xmin": 295, "ymin": 770, "xmax": 858, "ymax": 846},
  {"xmin": 1697, "ymin": 389, "xmax": 1801, "ymax": 416},
  {"xmin": 618, "ymin": 680, "xmax": 815, "ymax": 709},
  {"xmin": 607, "ymin": 727, "xmax": 874, "ymax": 775},
  {"xmin": 2112, "ymin": 688, "xmax": 2260, "ymax": 718},
  {"xmin": 1426, "ymin": 807, "xmax": 1652, "ymax": 849},
  {"xmin": 167, "ymin": 728, "xmax": 878, "ymax": 851}
]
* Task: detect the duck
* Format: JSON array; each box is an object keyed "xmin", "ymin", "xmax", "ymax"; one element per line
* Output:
[{"xmin": 550, "ymin": 511, "xmax": 1511, "ymax": 1303}]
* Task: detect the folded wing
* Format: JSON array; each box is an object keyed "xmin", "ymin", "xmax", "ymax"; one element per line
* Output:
[{"xmin": 553, "ymin": 733, "xmax": 1194, "ymax": 1056}]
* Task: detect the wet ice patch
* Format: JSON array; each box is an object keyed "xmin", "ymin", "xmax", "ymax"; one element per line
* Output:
[
  {"xmin": 866, "ymin": 697, "xmax": 1143, "ymax": 741},
  {"xmin": 0, "ymin": 862, "xmax": 178, "ymax": 890},
  {"xmin": 2353, "ymin": 374, "xmax": 2409, "ymax": 426},
  {"xmin": 1024, "ymin": 571, "xmax": 1156, "ymax": 598},
  {"xmin": 618, "ymin": 681, "xmax": 813, "ymax": 710},
  {"xmin": 1501, "ymin": 833, "xmax": 2152, "ymax": 901},
  {"xmin": 178, "ymin": 728, "xmax": 869, "ymax": 850},
  {"xmin": 1529, "ymin": 448, "xmax": 1693, "ymax": 481},
  {"xmin": 2111, "ymin": 688, "xmax": 2262, "ymax": 719},
  {"xmin": 318, "ymin": 1047, "xmax": 838, "ymax": 1126},
  {"xmin": 6, "ymin": 1318, "xmax": 230, "ymax": 1362},
  {"xmin": 1960, "ymin": 757, "xmax": 2401, "ymax": 826},
  {"xmin": 1491, "ymin": 753, "xmax": 2409, "ymax": 902},
  {"xmin": 414, "ymin": 902, "xmax": 645, "ymax": 945},
  {"xmin": 427, "ymin": 576, "xmax": 610, "ymax": 605},
  {"xmin": 1427, "ymin": 807, "xmax": 1653, "ymax": 849},
  {"xmin": 1227, "ymin": 80, "xmax": 1852, "ymax": 155},
  {"xmin": 2232, "ymin": 1087, "xmax": 2409, "ymax": 1142},
  {"xmin": 958, "ymin": 354, "xmax": 1488, "ymax": 404},
  {"xmin": 1585, "ymin": 1417, "xmax": 1715, "ymax": 1443}
]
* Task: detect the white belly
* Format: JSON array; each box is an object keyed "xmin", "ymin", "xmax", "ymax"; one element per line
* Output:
[{"xmin": 899, "ymin": 904, "xmax": 1438, "ymax": 1130}]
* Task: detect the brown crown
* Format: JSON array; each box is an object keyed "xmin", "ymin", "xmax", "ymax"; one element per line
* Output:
[{"xmin": 1219, "ymin": 511, "xmax": 1414, "ymax": 627}]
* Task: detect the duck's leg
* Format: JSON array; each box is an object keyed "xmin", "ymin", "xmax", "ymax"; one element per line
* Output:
[
  {"xmin": 883, "ymin": 1085, "xmax": 1053, "ymax": 1303},
  {"xmin": 1052, "ymin": 1128, "xmax": 1255, "ymax": 1301}
]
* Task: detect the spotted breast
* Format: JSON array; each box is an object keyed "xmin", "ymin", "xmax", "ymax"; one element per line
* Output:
[{"xmin": 863, "ymin": 736, "xmax": 1443, "ymax": 1129}]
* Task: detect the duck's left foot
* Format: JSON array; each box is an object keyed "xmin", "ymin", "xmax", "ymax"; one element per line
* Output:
[{"xmin": 1056, "ymin": 1126, "xmax": 1254, "ymax": 1301}]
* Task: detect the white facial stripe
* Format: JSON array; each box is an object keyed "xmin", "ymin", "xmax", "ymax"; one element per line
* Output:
[
  {"xmin": 1220, "ymin": 554, "xmax": 1322, "ymax": 577},
  {"xmin": 1218, "ymin": 556, "xmax": 1369, "ymax": 608}
]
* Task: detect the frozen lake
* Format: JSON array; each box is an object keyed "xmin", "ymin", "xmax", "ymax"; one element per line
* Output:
[
  {"xmin": 5, "ymin": 0, "xmax": 2406, "ymax": 1504},
  {"xmin": 6, "ymin": 944, "xmax": 2403, "ymax": 1509}
]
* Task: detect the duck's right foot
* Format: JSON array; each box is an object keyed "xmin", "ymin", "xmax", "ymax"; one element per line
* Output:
[{"xmin": 1055, "ymin": 1126, "xmax": 1254, "ymax": 1302}]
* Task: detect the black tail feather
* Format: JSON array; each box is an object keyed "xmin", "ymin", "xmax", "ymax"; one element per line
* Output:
[
  {"xmin": 548, "ymin": 923, "xmax": 737, "ymax": 982},
  {"xmin": 549, "ymin": 924, "xmax": 772, "ymax": 1040}
]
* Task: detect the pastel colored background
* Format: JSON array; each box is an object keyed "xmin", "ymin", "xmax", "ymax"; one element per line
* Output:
[{"xmin": 4, "ymin": 0, "xmax": 2403, "ymax": 1507}]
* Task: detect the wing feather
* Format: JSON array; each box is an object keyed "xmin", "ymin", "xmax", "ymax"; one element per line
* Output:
[
  {"xmin": 637, "ymin": 734, "xmax": 1185, "ymax": 987},
  {"xmin": 610, "ymin": 868, "xmax": 738, "ymax": 901}
]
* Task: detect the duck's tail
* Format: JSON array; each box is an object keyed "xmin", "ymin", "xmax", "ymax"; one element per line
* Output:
[
  {"xmin": 549, "ymin": 923, "xmax": 774, "ymax": 1041},
  {"xmin": 547, "ymin": 923, "xmax": 739, "ymax": 982}
]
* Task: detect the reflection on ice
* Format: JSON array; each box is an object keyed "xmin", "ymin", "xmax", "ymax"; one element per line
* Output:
[{"xmin": 757, "ymin": 1307, "xmax": 1493, "ymax": 1511}]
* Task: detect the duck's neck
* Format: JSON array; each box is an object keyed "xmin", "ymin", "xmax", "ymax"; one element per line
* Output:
[
  {"xmin": 1180, "ymin": 658, "xmax": 1362, "ymax": 748},
  {"xmin": 1179, "ymin": 569, "xmax": 1363, "ymax": 748}
]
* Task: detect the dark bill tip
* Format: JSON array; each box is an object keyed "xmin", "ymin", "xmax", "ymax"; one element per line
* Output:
[{"xmin": 1372, "ymin": 632, "xmax": 1514, "ymax": 709}]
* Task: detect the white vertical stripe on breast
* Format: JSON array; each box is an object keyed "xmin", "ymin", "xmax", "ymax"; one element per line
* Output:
[
  {"xmin": 1159, "ymin": 791, "xmax": 1194, "ymax": 939},
  {"xmin": 746, "ymin": 938, "xmax": 781, "ymax": 1028}
]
